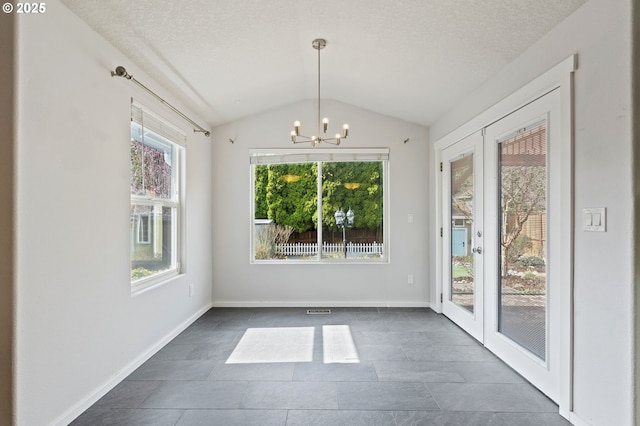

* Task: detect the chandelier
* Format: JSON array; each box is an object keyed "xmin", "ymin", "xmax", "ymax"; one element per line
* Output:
[{"xmin": 291, "ymin": 38, "xmax": 349, "ymax": 147}]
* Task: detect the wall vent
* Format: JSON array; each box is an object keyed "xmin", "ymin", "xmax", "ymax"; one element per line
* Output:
[{"xmin": 306, "ymin": 309, "xmax": 331, "ymax": 315}]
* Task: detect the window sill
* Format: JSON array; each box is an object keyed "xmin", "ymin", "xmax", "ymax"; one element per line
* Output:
[
  {"xmin": 250, "ymin": 258, "xmax": 389, "ymax": 265},
  {"xmin": 131, "ymin": 268, "xmax": 181, "ymax": 296}
]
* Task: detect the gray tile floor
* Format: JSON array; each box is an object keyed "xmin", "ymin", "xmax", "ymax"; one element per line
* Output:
[{"xmin": 71, "ymin": 308, "xmax": 571, "ymax": 425}]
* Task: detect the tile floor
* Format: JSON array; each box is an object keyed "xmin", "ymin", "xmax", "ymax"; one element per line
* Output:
[{"xmin": 71, "ymin": 307, "xmax": 571, "ymax": 425}]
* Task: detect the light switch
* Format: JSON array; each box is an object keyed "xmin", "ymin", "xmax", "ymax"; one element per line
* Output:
[{"xmin": 583, "ymin": 208, "xmax": 606, "ymax": 232}]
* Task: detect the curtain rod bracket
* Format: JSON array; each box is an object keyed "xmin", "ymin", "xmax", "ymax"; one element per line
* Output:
[
  {"xmin": 111, "ymin": 65, "xmax": 211, "ymax": 138},
  {"xmin": 111, "ymin": 65, "xmax": 131, "ymax": 79}
]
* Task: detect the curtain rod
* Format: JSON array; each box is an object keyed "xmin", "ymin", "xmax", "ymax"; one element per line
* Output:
[{"xmin": 111, "ymin": 65, "xmax": 211, "ymax": 137}]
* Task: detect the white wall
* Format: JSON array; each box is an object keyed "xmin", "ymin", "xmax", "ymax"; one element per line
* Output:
[
  {"xmin": 430, "ymin": 0, "xmax": 633, "ymax": 425},
  {"xmin": 14, "ymin": 2, "xmax": 213, "ymax": 424},
  {"xmin": 212, "ymin": 100, "xmax": 429, "ymax": 306}
]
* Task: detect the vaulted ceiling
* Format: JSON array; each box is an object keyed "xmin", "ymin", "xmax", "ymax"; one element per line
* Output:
[{"xmin": 60, "ymin": 0, "xmax": 587, "ymax": 128}]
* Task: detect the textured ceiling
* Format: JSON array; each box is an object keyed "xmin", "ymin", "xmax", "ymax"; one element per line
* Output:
[{"xmin": 60, "ymin": 0, "xmax": 587, "ymax": 128}]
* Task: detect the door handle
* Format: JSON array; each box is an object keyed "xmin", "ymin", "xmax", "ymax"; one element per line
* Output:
[{"xmin": 472, "ymin": 246, "xmax": 483, "ymax": 254}]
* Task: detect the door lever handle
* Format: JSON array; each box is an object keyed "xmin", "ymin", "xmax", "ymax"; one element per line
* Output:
[{"xmin": 472, "ymin": 246, "xmax": 483, "ymax": 254}]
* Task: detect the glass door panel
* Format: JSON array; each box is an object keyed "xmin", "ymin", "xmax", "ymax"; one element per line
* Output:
[
  {"xmin": 450, "ymin": 154, "xmax": 474, "ymax": 313},
  {"xmin": 441, "ymin": 130, "xmax": 483, "ymax": 342},
  {"xmin": 498, "ymin": 121, "xmax": 547, "ymax": 360},
  {"xmin": 483, "ymin": 88, "xmax": 561, "ymax": 403}
]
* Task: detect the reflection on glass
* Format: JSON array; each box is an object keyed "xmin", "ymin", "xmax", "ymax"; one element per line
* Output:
[
  {"xmin": 450, "ymin": 154, "xmax": 474, "ymax": 312},
  {"xmin": 498, "ymin": 121, "xmax": 547, "ymax": 360}
]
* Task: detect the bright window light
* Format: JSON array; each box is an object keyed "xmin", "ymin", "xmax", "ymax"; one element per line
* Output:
[
  {"xmin": 322, "ymin": 325, "xmax": 360, "ymax": 364},
  {"xmin": 226, "ymin": 327, "xmax": 315, "ymax": 364}
]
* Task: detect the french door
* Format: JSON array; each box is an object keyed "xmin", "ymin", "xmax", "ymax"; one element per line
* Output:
[
  {"xmin": 442, "ymin": 131, "xmax": 484, "ymax": 342},
  {"xmin": 441, "ymin": 89, "xmax": 562, "ymax": 403}
]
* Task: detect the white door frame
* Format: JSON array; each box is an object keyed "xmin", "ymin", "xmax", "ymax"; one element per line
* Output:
[{"xmin": 433, "ymin": 55, "xmax": 575, "ymax": 419}]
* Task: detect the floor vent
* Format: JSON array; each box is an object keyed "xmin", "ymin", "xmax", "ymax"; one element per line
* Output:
[{"xmin": 306, "ymin": 309, "xmax": 332, "ymax": 315}]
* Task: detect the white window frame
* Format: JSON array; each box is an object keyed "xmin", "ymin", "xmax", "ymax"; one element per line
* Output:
[
  {"xmin": 130, "ymin": 102, "xmax": 185, "ymax": 292},
  {"xmin": 249, "ymin": 148, "xmax": 390, "ymax": 264}
]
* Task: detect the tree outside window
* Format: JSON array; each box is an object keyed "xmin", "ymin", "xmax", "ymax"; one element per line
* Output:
[{"xmin": 251, "ymin": 150, "xmax": 387, "ymax": 262}]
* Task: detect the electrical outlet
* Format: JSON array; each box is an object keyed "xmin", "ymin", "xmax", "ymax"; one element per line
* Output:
[
  {"xmin": 407, "ymin": 274, "xmax": 414, "ymax": 284},
  {"xmin": 189, "ymin": 283, "xmax": 193, "ymax": 297}
]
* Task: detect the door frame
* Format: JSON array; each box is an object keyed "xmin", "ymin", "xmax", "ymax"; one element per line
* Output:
[{"xmin": 433, "ymin": 55, "xmax": 575, "ymax": 418}]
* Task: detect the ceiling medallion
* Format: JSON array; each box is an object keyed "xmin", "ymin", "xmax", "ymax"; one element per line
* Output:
[{"xmin": 291, "ymin": 39, "xmax": 349, "ymax": 147}]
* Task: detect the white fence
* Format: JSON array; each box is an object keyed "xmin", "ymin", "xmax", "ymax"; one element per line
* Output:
[{"xmin": 276, "ymin": 242, "xmax": 384, "ymax": 257}]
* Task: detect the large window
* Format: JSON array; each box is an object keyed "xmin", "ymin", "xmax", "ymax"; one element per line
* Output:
[
  {"xmin": 251, "ymin": 149, "xmax": 388, "ymax": 262},
  {"xmin": 130, "ymin": 103, "xmax": 185, "ymax": 286}
]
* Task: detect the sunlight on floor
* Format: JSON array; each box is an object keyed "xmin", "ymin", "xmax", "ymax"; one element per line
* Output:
[
  {"xmin": 225, "ymin": 325, "xmax": 360, "ymax": 364},
  {"xmin": 322, "ymin": 325, "xmax": 360, "ymax": 364},
  {"xmin": 226, "ymin": 327, "xmax": 315, "ymax": 364}
]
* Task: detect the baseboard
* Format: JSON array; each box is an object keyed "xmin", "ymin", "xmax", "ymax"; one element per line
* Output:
[
  {"xmin": 211, "ymin": 301, "xmax": 430, "ymax": 308},
  {"xmin": 568, "ymin": 412, "xmax": 593, "ymax": 426},
  {"xmin": 54, "ymin": 303, "xmax": 212, "ymax": 426}
]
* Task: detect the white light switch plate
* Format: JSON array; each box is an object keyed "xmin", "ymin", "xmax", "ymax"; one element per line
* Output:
[{"xmin": 583, "ymin": 207, "xmax": 606, "ymax": 232}]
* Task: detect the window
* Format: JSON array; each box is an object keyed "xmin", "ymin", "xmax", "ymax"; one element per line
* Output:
[
  {"xmin": 130, "ymin": 103, "xmax": 185, "ymax": 286},
  {"xmin": 251, "ymin": 149, "xmax": 388, "ymax": 262}
]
